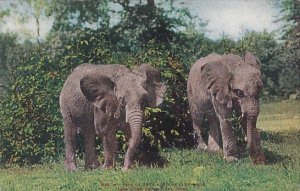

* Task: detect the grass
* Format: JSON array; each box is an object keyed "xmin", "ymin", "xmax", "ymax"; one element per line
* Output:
[
  {"xmin": 258, "ymin": 100, "xmax": 300, "ymax": 132},
  {"xmin": 0, "ymin": 100, "xmax": 300, "ymax": 191}
]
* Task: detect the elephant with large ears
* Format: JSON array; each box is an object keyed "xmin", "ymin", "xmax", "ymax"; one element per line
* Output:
[
  {"xmin": 187, "ymin": 52, "xmax": 265, "ymax": 164},
  {"xmin": 59, "ymin": 63, "xmax": 166, "ymax": 171}
]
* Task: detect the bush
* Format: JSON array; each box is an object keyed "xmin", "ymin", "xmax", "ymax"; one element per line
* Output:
[{"xmin": 0, "ymin": 44, "xmax": 67, "ymax": 164}]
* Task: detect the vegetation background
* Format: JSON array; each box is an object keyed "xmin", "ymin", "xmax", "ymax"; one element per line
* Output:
[{"xmin": 0, "ymin": 0, "xmax": 299, "ymax": 190}]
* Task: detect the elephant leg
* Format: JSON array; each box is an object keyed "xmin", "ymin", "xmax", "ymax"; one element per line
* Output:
[
  {"xmin": 249, "ymin": 128, "xmax": 265, "ymax": 164},
  {"xmin": 212, "ymin": 99, "xmax": 238, "ymax": 161},
  {"xmin": 192, "ymin": 114, "xmax": 208, "ymax": 151},
  {"xmin": 63, "ymin": 115, "xmax": 77, "ymax": 171},
  {"xmin": 207, "ymin": 113, "xmax": 222, "ymax": 152},
  {"xmin": 219, "ymin": 119, "xmax": 238, "ymax": 161},
  {"xmin": 102, "ymin": 129, "xmax": 117, "ymax": 169},
  {"xmin": 82, "ymin": 124, "xmax": 100, "ymax": 170}
]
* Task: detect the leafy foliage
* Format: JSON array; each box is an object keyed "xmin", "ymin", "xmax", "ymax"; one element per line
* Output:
[
  {"xmin": 277, "ymin": 0, "xmax": 300, "ymax": 39},
  {"xmin": 0, "ymin": 33, "xmax": 17, "ymax": 93},
  {"xmin": 0, "ymin": 44, "xmax": 64, "ymax": 164},
  {"xmin": 45, "ymin": 0, "xmax": 110, "ymax": 32},
  {"xmin": 276, "ymin": 0, "xmax": 300, "ymax": 98}
]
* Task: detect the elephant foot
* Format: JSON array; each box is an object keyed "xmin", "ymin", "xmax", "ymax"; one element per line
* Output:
[
  {"xmin": 121, "ymin": 166, "xmax": 132, "ymax": 172},
  {"xmin": 196, "ymin": 143, "xmax": 208, "ymax": 151},
  {"xmin": 207, "ymin": 143, "xmax": 222, "ymax": 152},
  {"xmin": 84, "ymin": 160, "xmax": 101, "ymax": 170},
  {"xmin": 121, "ymin": 167, "xmax": 129, "ymax": 172},
  {"xmin": 64, "ymin": 160, "xmax": 77, "ymax": 171},
  {"xmin": 101, "ymin": 165, "xmax": 113, "ymax": 170},
  {"xmin": 102, "ymin": 162, "xmax": 114, "ymax": 169},
  {"xmin": 122, "ymin": 161, "xmax": 134, "ymax": 171},
  {"xmin": 224, "ymin": 155, "xmax": 239, "ymax": 162},
  {"xmin": 208, "ymin": 147, "xmax": 222, "ymax": 153}
]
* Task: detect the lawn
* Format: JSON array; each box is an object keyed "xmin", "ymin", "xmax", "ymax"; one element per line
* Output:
[{"xmin": 0, "ymin": 101, "xmax": 299, "ymax": 191}]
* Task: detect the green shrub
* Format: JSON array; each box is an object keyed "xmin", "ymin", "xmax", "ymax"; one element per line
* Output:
[{"xmin": 0, "ymin": 46, "xmax": 64, "ymax": 164}]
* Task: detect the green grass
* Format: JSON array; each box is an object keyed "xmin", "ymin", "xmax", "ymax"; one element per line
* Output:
[
  {"xmin": 258, "ymin": 100, "xmax": 300, "ymax": 132},
  {"xmin": 1, "ymin": 101, "xmax": 300, "ymax": 191}
]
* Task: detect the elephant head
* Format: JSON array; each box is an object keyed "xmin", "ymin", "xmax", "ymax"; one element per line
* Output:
[
  {"xmin": 115, "ymin": 64, "xmax": 166, "ymax": 122},
  {"xmin": 114, "ymin": 64, "xmax": 166, "ymax": 169},
  {"xmin": 80, "ymin": 63, "xmax": 166, "ymax": 169}
]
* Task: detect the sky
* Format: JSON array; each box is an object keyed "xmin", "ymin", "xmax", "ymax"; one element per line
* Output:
[
  {"xmin": 178, "ymin": 0, "xmax": 282, "ymax": 39},
  {"xmin": 0, "ymin": 0, "xmax": 282, "ymax": 40}
]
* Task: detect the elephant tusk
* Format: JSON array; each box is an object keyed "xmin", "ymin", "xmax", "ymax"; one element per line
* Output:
[
  {"xmin": 238, "ymin": 113, "xmax": 245, "ymax": 122},
  {"xmin": 223, "ymin": 117, "xmax": 235, "ymax": 122}
]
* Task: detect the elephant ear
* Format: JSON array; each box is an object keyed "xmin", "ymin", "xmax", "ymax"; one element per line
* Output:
[
  {"xmin": 244, "ymin": 51, "xmax": 260, "ymax": 69},
  {"xmin": 80, "ymin": 74, "xmax": 118, "ymax": 113},
  {"xmin": 201, "ymin": 62, "xmax": 232, "ymax": 108},
  {"xmin": 133, "ymin": 64, "xmax": 167, "ymax": 107}
]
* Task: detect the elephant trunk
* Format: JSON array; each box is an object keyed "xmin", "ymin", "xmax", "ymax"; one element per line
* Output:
[
  {"xmin": 246, "ymin": 113, "xmax": 265, "ymax": 164},
  {"xmin": 246, "ymin": 114, "xmax": 257, "ymax": 152},
  {"xmin": 123, "ymin": 109, "xmax": 143, "ymax": 169},
  {"xmin": 241, "ymin": 97, "xmax": 265, "ymax": 163}
]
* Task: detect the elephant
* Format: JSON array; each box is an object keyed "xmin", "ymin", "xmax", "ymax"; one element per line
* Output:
[
  {"xmin": 187, "ymin": 52, "xmax": 265, "ymax": 164},
  {"xmin": 59, "ymin": 63, "xmax": 166, "ymax": 171}
]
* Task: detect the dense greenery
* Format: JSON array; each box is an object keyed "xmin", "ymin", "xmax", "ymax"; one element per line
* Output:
[
  {"xmin": 0, "ymin": 0, "xmax": 299, "ymax": 165},
  {"xmin": 0, "ymin": 33, "xmax": 17, "ymax": 93}
]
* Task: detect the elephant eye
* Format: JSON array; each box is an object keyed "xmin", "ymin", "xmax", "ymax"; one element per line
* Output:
[
  {"xmin": 233, "ymin": 89, "xmax": 244, "ymax": 98},
  {"xmin": 141, "ymin": 96, "xmax": 149, "ymax": 108}
]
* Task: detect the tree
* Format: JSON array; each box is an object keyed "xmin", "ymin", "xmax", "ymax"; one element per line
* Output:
[
  {"xmin": 0, "ymin": 33, "xmax": 17, "ymax": 94},
  {"xmin": 109, "ymin": 0, "xmax": 197, "ymax": 52},
  {"xmin": 277, "ymin": 0, "xmax": 300, "ymax": 40},
  {"xmin": 45, "ymin": 0, "xmax": 110, "ymax": 32},
  {"xmin": 276, "ymin": 0, "xmax": 300, "ymax": 97}
]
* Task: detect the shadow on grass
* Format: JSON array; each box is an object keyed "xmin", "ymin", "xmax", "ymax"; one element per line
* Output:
[
  {"xmin": 260, "ymin": 130, "xmax": 300, "ymax": 144},
  {"xmin": 136, "ymin": 151, "xmax": 169, "ymax": 168},
  {"xmin": 254, "ymin": 130, "xmax": 300, "ymax": 165},
  {"xmin": 235, "ymin": 138, "xmax": 291, "ymax": 165},
  {"xmin": 259, "ymin": 130, "xmax": 299, "ymax": 165},
  {"xmin": 237, "ymin": 147, "xmax": 291, "ymax": 165},
  {"xmin": 263, "ymin": 148, "xmax": 291, "ymax": 165}
]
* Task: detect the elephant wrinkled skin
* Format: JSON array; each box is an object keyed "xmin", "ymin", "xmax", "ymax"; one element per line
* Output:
[
  {"xmin": 60, "ymin": 63, "xmax": 166, "ymax": 171},
  {"xmin": 187, "ymin": 52, "xmax": 265, "ymax": 164}
]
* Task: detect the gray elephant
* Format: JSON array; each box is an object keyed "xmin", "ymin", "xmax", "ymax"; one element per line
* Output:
[
  {"xmin": 187, "ymin": 52, "xmax": 265, "ymax": 164},
  {"xmin": 59, "ymin": 63, "xmax": 166, "ymax": 171}
]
